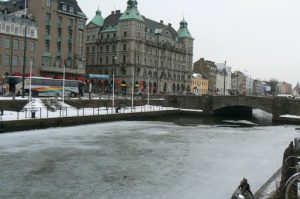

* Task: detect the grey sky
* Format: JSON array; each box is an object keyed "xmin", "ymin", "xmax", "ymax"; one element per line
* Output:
[{"xmin": 77, "ymin": 0, "xmax": 300, "ymax": 86}]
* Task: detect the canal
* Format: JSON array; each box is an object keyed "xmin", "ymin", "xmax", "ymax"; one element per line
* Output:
[{"xmin": 0, "ymin": 110, "xmax": 299, "ymax": 199}]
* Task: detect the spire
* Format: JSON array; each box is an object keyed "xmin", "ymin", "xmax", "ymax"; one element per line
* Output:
[
  {"xmin": 177, "ymin": 18, "xmax": 193, "ymax": 39},
  {"xmin": 119, "ymin": 0, "xmax": 144, "ymax": 21},
  {"xmin": 90, "ymin": 8, "xmax": 104, "ymax": 26}
]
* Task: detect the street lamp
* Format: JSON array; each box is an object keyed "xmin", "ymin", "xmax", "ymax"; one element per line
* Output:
[
  {"xmin": 62, "ymin": 59, "xmax": 66, "ymax": 103},
  {"xmin": 29, "ymin": 60, "xmax": 33, "ymax": 102},
  {"xmin": 182, "ymin": 63, "xmax": 186, "ymax": 93},
  {"xmin": 112, "ymin": 56, "xmax": 117, "ymax": 113},
  {"xmin": 21, "ymin": 0, "xmax": 28, "ymax": 98},
  {"xmin": 223, "ymin": 60, "xmax": 227, "ymax": 95}
]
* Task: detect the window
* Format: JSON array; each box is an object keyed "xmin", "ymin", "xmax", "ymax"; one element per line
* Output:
[
  {"xmin": 46, "ymin": 13, "xmax": 51, "ymax": 23},
  {"xmin": 69, "ymin": 7, "xmax": 73, "ymax": 13},
  {"xmin": 5, "ymin": 38, "xmax": 10, "ymax": 48},
  {"xmin": 5, "ymin": 25, "xmax": 10, "ymax": 33},
  {"xmin": 106, "ymin": 56, "xmax": 109, "ymax": 64},
  {"xmin": 69, "ymin": 19, "xmax": 73, "ymax": 27},
  {"xmin": 123, "ymin": 44, "xmax": 126, "ymax": 51},
  {"xmin": 13, "ymin": 39, "xmax": 18, "ymax": 50},
  {"xmin": 122, "ymin": 55, "xmax": 126, "ymax": 63},
  {"xmin": 0, "ymin": 38, "xmax": 2, "ymax": 48},
  {"xmin": 45, "ymin": 41, "xmax": 50, "ymax": 52},
  {"xmin": 100, "ymin": 46, "xmax": 103, "ymax": 53},
  {"xmin": 106, "ymin": 45, "xmax": 109, "ymax": 52},
  {"xmin": 42, "ymin": 56, "xmax": 51, "ymax": 67},
  {"xmin": 14, "ymin": 27, "xmax": 18, "ymax": 35},
  {"xmin": 112, "ymin": 45, "xmax": 115, "ymax": 52},
  {"xmin": 46, "ymin": 0, "xmax": 51, "ymax": 7},
  {"xmin": 58, "ymin": 16, "xmax": 62, "ymax": 25},
  {"xmin": 30, "ymin": 42, "xmax": 35, "ymax": 52},
  {"xmin": 30, "ymin": 30, "xmax": 35, "ymax": 37},
  {"xmin": 4, "ymin": 55, "xmax": 10, "ymax": 65},
  {"xmin": 62, "ymin": 4, "xmax": 67, "ymax": 11},
  {"xmin": 123, "ymin": 31, "xmax": 127, "ymax": 37},
  {"xmin": 12, "ymin": 56, "xmax": 18, "ymax": 66}
]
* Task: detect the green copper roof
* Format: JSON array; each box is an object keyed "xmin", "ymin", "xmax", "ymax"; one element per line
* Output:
[
  {"xmin": 119, "ymin": 0, "xmax": 144, "ymax": 21},
  {"xmin": 91, "ymin": 9, "xmax": 104, "ymax": 26},
  {"xmin": 177, "ymin": 19, "xmax": 193, "ymax": 39}
]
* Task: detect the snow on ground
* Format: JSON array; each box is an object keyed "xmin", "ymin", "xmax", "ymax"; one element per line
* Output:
[{"xmin": 0, "ymin": 97, "xmax": 179, "ymax": 121}]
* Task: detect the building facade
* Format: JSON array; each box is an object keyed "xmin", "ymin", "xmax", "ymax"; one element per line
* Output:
[
  {"xmin": 1, "ymin": 0, "xmax": 87, "ymax": 79},
  {"xmin": 191, "ymin": 73, "xmax": 208, "ymax": 95},
  {"xmin": 0, "ymin": 11, "xmax": 38, "ymax": 76},
  {"xmin": 86, "ymin": 0, "xmax": 194, "ymax": 94},
  {"xmin": 193, "ymin": 58, "xmax": 218, "ymax": 95}
]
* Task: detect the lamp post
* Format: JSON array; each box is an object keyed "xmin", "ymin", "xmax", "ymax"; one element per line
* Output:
[
  {"xmin": 21, "ymin": 0, "xmax": 28, "ymax": 98},
  {"xmin": 62, "ymin": 59, "xmax": 66, "ymax": 103},
  {"xmin": 112, "ymin": 68, "xmax": 115, "ymax": 113},
  {"xmin": 147, "ymin": 76, "xmax": 150, "ymax": 105},
  {"xmin": 29, "ymin": 60, "xmax": 33, "ymax": 102},
  {"xmin": 223, "ymin": 60, "xmax": 227, "ymax": 95},
  {"xmin": 112, "ymin": 56, "xmax": 117, "ymax": 113},
  {"xmin": 182, "ymin": 63, "xmax": 186, "ymax": 93}
]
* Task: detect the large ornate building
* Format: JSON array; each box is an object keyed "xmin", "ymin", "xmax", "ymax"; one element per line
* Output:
[{"xmin": 86, "ymin": 0, "xmax": 194, "ymax": 94}]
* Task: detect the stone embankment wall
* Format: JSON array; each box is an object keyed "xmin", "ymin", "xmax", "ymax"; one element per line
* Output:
[{"xmin": 0, "ymin": 110, "xmax": 180, "ymax": 133}]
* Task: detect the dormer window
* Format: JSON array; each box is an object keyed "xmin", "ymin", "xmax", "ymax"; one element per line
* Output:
[
  {"xmin": 62, "ymin": 4, "xmax": 67, "ymax": 11},
  {"xmin": 69, "ymin": 7, "xmax": 73, "ymax": 13}
]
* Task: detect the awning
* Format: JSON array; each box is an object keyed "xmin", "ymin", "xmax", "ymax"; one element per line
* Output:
[
  {"xmin": 76, "ymin": 76, "xmax": 87, "ymax": 82},
  {"xmin": 53, "ymin": 74, "xmax": 63, "ymax": 79},
  {"xmin": 42, "ymin": 73, "xmax": 52, "ymax": 78},
  {"xmin": 66, "ymin": 75, "xmax": 75, "ymax": 80},
  {"xmin": 11, "ymin": 72, "xmax": 23, "ymax": 76},
  {"xmin": 25, "ymin": 73, "xmax": 35, "ymax": 77}
]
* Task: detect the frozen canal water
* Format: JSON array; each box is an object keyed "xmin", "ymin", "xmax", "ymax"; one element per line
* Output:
[{"xmin": 0, "ymin": 113, "xmax": 299, "ymax": 199}]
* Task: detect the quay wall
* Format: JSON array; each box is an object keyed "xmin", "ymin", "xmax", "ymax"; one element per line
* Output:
[{"xmin": 0, "ymin": 110, "xmax": 183, "ymax": 133}]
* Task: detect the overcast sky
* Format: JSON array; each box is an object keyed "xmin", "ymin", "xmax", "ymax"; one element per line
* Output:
[{"xmin": 77, "ymin": 0, "xmax": 300, "ymax": 86}]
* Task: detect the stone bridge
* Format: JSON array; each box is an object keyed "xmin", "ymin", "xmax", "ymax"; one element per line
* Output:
[{"xmin": 165, "ymin": 95, "xmax": 300, "ymax": 121}]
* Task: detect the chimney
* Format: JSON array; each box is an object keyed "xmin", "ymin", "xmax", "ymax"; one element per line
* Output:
[
  {"xmin": 168, "ymin": 23, "xmax": 172, "ymax": 27},
  {"xmin": 111, "ymin": 11, "xmax": 115, "ymax": 14},
  {"xmin": 160, "ymin": 20, "xmax": 163, "ymax": 24},
  {"xmin": 116, "ymin": 10, "xmax": 121, "ymax": 14}
]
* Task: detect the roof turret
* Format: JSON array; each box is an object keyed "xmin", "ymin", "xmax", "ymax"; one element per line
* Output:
[
  {"xmin": 119, "ymin": 0, "xmax": 144, "ymax": 21},
  {"xmin": 90, "ymin": 9, "xmax": 104, "ymax": 26},
  {"xmin": 177, "ymin": 18, "xmax": 193, "ymax": 39}
]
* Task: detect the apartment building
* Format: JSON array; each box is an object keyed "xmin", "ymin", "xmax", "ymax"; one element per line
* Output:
[{"xmin": 1, "ymin": 0, "xmax": 87, "ymax": 79}]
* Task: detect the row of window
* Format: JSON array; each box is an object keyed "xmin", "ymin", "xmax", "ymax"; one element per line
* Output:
[
  {"xmin": 0, "ymin": 54, "xmax": 34, "ymax": 67},
  {"xmin": 192, "ymin": 80, "xmax": 208, "ymax": 86},
  {"xmin": 0, "ymin": 38, "xmax": 36, "ymax": 52},
  {"xmin": 47, "ymin": 0, "xmax": 75, "ymax": 14},
  {"xmin": 0, "ymin": 23, "xmax": 36, "ymax": 38}
]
